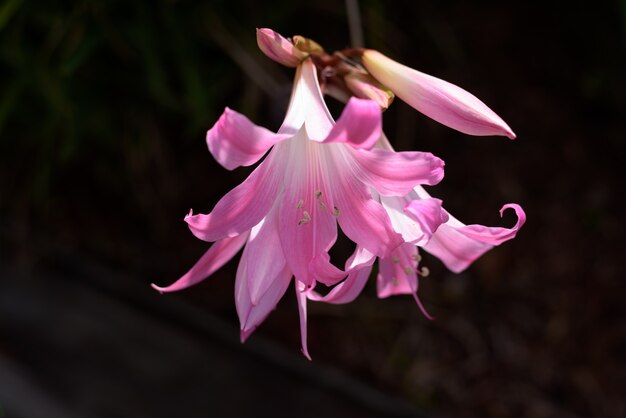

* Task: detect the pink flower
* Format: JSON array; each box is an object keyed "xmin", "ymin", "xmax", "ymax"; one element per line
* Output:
[
  {"xmin": 361, "ymin": 50, "xmax": 516, "ymax": 139},
  {"xmin": 152, "ymin": 58, "xmax": 445, "ymax": 359},
  {"xmin": 307, "ymin": 136, "xmax": 526, "ymax": 315}
]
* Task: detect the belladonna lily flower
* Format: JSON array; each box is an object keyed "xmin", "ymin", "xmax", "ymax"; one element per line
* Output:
[
  {"xmin": 306, "ymin": 135, "xmax": 526, "ymax": 316},
  {"xmin": 152, "ymin": 58, "xmax": 445, "ymax": 359}
]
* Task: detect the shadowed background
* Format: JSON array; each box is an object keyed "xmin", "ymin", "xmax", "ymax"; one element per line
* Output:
[{"xmin": 1, "ymin": 0, "xmax": 625, "ymax": 417}]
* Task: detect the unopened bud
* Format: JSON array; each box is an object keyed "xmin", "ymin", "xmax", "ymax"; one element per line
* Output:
[{"xmin": 256, "ymin": 28, "xmax": 308, "ymax": 67}]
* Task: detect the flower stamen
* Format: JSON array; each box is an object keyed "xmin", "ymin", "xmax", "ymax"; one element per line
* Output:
[{"xmin": 298, "ymin": 210, "xmax": 311, "ymax": 225}]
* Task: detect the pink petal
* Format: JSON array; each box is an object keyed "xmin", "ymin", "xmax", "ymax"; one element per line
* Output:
[
  {"xmin": 328, "ymin": 158, "xmax": 403, "ymax": 258},
  {"xmin": 276, "ymin": 136, "xmax": 337, "ymax": 288},
  {"xmin": 151, "ymin": 232, "xmax": 249, "ymax": 293},
  {"xmin": 403, "ymin": 198, "xmax": 449, "ymax": 241},
  {"xmin": 308, "ymin": 246, "xmax": 375, "ymax": 304},
  {"xmin": 321, "ymin": 97, "xmax": 382, "ymax": 150},
  {"xmin": 295, "ymin": 280, "xmax": 312, "ymax": 360},
  {"xmin": 362, "ymin": 50, "xmax": 516, "ymax": 139},
  {"xmin": 377, "ymin": 243, "xmax": 419, "ymax": 298},
  {"xmin": 185, "ymin": 152, "xmax": 282, "ymax": 242},
  {"xmin": 280, "ymin": 59, "xmax": 334, "ymax": 139},
  {"xmin": 377, "ymin": 243, "xmax": 434, "ymax": 320},
  {"xmin": 256, "ymin": 28, "xmax": 305, "ymax": 68},
  {"xmin": 235, "ymin": 252, "xmax": 292, "ymax": 341},
  {"xmin": 381, "ymin": 196, "xmax": 447, "ymax": 245},
  {"xmin": 207, "ymin": 108, "xmax": 289, "ymax": 170},
  {"xmin": 424, "ymin": 203, "xmax": 526, "ymax": 273},
  {"xmin": 243, "ymin": 208, "xmax": 288, "ymax": 305},
  {"xmin": 350, "ymin": 147, "xmax": 445, "ymax": 196}
]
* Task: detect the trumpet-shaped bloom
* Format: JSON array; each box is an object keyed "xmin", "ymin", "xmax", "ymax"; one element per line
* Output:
[
  {"xmin": 361, "ymin": 50, "xmax": 516, "ymax": 139},
  {"xmin": 153, "ymin": 59, "xmax": 445, "ymax": 359},
  {"xmin": 306, "ymin": 131, "xmax": 526, "ymax": 315}
]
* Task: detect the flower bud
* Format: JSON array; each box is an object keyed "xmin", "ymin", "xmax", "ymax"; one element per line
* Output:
[
  {"xmin": 256, "ymin": 28, "xmax": 307, "ymax": 67},
  {"xmin": 362, "ymin": 50, "xmax": 516, "ymax": 138}
]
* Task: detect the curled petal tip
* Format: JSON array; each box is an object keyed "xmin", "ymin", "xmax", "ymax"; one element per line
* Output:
[
  {"xmin": 301, "ymin": 348, "xmax": 312, "ymax": 361},
  {"xmin": 150, "ymin": 283, "xmax": 165, "ymax": 294}
]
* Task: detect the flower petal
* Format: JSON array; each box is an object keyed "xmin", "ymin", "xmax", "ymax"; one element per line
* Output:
[
  {"xmin": 424, "ymin": 203, "xmax": 526, "ymax": 273},
  {"xmin": 381, "ymin": 196, "xmax": 448, "ymax": 245},
  {"xmin": 403, "ymin": 198, "xmax": 449, "ymax": 241},
  {"xmin": 151, "ymin": 232, "xmax": 249, "ymax": 293},
  {"xmin": 206, "ymin": 108, "xmax": 289, "ymax": 170},
  {"xmin": 344, "ymin": 71, "xmax": 394, "ymax": 110},
  {"xmin": 377, "ymin": 243, "xmax": 418, "ymax": 298},
  {"xmin": 362, "ymin": 50, "xmax": 516, "ymax": 139},
  {"xmin": 308, "ymin": 246, "xmax": 375, "ymax": 304},
  {"xmin": 185, "ymin": 151, "xmax": 282, "ymax": 242},
  {"xmin": 256, "ymin": 28, "xmax": 306, "ymax": 67},
  {"xmin": 243, "ymin": 207, "xmax": 288, "ymax": 305},
  {"xmin": 236, "ymin": 251, "xmax": 292, "ymax": 341},
  {"xmin": 330, "ymin": 165, "xmax": 403, "ymax": 258},
  {"xmin": 281, "ymin": 59, "xmax": 334, "ymax": 139},
  {"xmin": 277, "ymin": 133, "xmax": 337, "ymax": 287},
  {"xmin": 351, "ymin": 147, "xmax": 445, "ymax": 195},
  {"xmin": 295, "ymin": 280, "xmax": 312, "ymax": 360},
  {"xmin": 321, "ymin": 97, "xmax": 382, "ymax": 150},
  {"xmin": 377, "ymin": 243, "xmax": 434, "ymax": 319}
]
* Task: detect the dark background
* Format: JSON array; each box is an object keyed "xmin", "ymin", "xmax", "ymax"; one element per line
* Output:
[{"xmin": 1, "ymin": 1, "xmax": 625, "ymax": 417}]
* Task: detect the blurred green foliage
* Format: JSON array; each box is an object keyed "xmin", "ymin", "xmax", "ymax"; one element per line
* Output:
[{"xmin": 0, "ymin": 0, "xmax": 265, "ymax": 204}]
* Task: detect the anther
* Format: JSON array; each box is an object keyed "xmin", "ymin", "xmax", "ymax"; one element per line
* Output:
[
  {"xmin": 315, "ymin": 190, "xmax": 322, "ymax": 199},
  {"xmin": 392, "ymin": 257, "xmax": 400, "ymax": 264},
  {"xmin": 419, "ymin": 266, "xmax": 430, "ymax": 277},
  {"xmin": 332, "ymin": 206, "xmax": 340, "ymax": 217},
  {"xmin": 296, "ymin": 199, "xmax": 304, "ymax": 209},
  {"xmin": 404, "ymin": 266, "xmax": 414, "ymax": 275},
  {"xmin": 319, "ymin": 201, "xmax": 327, "ymax": 210},
  {"xmin": 298, "ymin": 211, "xmax": 311, "ymax": 225},
  {"xmin": 392, "ymin": 277, "xmax": 399, "ymax": 287},
  {"xmin": 411, "ymin": 254, "xmax": 422, "ymax": 262}
]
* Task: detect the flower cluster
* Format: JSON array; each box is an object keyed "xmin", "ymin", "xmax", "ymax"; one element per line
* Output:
[{"xmin": 153, "ymin": 28, "xmax": 525, "ymax": 359}]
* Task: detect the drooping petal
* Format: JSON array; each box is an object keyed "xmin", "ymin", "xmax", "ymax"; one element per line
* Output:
[
  {"xmin": 381, "ymin": 196, "xmax": 448, "ymax": 245},
  {"xmin": 424, "ymin": 203, "xmax": 526, "ymax": 273},
  {"xmin": 295, "ymin": 280, "xmax": 312, "ymax": 360},
  {"xmin": 377, "ymin": 243, "xmax": 419, "ymax": 298},
  {"xmin": 321, "ymin": 97, "xmax": 382, "ymax": 150},
  {"xmin": 362, "ymin": 50, "xmax": 516, "ymax": 139},
  {"xmin": 276, "ymin": 132, "xmax": 337, "ymax": 287},
  {"xmin": 403, "ymin": 198, "xmax": 449, "ymax": 240},
  {"xmin": 206, "ymin": 108, "xmax": 289, "ymax": 170},
  {"xmin": 377, "ymin": 243, "xmax": 434, "ymax": 319},
  {"xmin": 308, "ymin": 246, "xmax": 375, "ymax": 304},
  {"xmin": 235, "ymin": 249, "xmax": 292, "ymax": 341},
  {"xmin": 242, "ymin": 206, "xmax": 288, "ymax": 305},
  {"xmin": 329, "ymin": 162, "xmax": 403, "ymax": 258},
  {"xmin": 256, "ymin": 28, "xmax": 307, "ymax": 67},
  {"xmin": 151, "ymin": 232, "xmax": 249, "ymax": 293},
  {"xmin": 350, "ymin": 147, "xmax": 445, "ymax": 195},
  {"xmin": 185, "ymin": 151, "xmax": 283, "ymax": 242}
]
